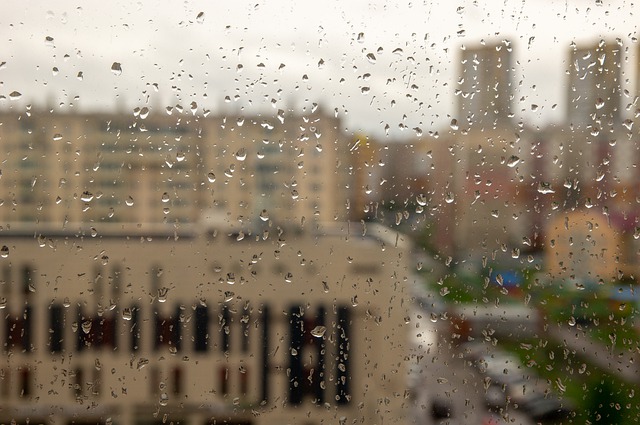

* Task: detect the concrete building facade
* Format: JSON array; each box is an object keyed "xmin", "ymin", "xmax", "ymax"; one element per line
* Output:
[{"xmin": 0, "ymin": 222, "xmax": 410, "ymax": 425}]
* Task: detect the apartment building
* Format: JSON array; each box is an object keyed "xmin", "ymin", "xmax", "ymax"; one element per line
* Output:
[{"xmin": 0, "ymin": 108, "xmax": 351, "ymax": 229}]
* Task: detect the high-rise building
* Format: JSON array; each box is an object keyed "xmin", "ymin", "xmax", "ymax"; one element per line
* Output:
[
  {"xmin": 567, "ymin": 40, "xmax": 622, "ymax": 127},
  {"xmin": 457, "ymin": 41, "xmax": 514, "ymax": 128}
]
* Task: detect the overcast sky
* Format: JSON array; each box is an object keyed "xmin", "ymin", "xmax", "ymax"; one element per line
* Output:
[{"xmin": 2, "ymin": 0, "xmax": 639, "ymax": 139}]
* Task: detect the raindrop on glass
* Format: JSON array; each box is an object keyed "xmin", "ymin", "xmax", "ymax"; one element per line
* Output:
[{"xmin": 110, "ymin": 62, "xmax": 122, "ymax": 76}]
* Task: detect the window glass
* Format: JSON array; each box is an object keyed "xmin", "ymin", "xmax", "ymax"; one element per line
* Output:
[{"xmin": 1, "ymin": 1, "xmax": 638, "ymax": 424}]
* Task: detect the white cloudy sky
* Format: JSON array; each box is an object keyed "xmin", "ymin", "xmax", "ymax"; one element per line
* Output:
[{"xmin": 2, "ymin": 0, "xmax": 639, "ymax": 138}]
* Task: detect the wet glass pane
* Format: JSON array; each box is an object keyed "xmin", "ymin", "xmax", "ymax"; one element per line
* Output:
[{"xmin": 1, "ymin": 1, "xmax": 638, "ymax": 425}]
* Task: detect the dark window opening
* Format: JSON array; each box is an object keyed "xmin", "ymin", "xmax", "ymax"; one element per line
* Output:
[
  {"xmin": 5, "ymin": 306, "xmax": 32, "ymax": 353},
  {"xmin": 194, "ymin": 305, "xmax": 209, "ymax": 352},
  {"xmin": 154, "ymin": 305, "xmax": 182, "ymax": 352},
  {"xmin": 19, "ymin": 366, "xmax": 31, "ymax": 398},
  {"xmin": 219, "ymin": 366, "xmax": 229, "ymax": 396},
  {"xmin": 49, "ymin": 304, "xmax": 64, "ymax": 353}
]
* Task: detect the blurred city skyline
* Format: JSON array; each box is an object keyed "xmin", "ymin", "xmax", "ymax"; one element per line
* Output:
[{"xmin": 3, "ymin": 0, "xmax": 640, "ymax": 139}]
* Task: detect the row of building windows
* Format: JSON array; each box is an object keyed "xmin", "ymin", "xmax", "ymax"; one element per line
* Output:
[{"xmin": 2, "ymin": 303, "xmax": 352, "ymax": 407}]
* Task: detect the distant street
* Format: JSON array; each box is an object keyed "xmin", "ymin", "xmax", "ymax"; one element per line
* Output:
[
  {"xmin": 408, "ymin": 306, "xmax": 535, "ymax": 425},
  {"xmin": 549, "ymin": 323, "xmax": 640, "ymax": 385}
]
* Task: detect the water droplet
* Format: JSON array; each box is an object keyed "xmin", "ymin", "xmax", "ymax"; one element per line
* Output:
[
  {"xmin": 284, "ymin": 272, "xmax": 293, "ymax": 283},
  {"xmin": 90, "ymin": 227, "xmax": 98, "ymax": 237},
  {"xmin": 537, "ymin": 182, "xmax": 554, "ymax": 194},
  {"xmin": 196, "ymin": 11, "xmax": 205, "ymax": 23},
  {"xmin": 77, "ymin": 71, "xmax": 83, "ymax": 81},
  {"xmin": 311, "ymin": 326, "xmax": 326, "ymax": 338},
  {"xmin": 52, "ymin": 67, "xmax": 59, "ymax": 76},
  {"xmin": 125, "ymin": 196, "xmax": 134, "ymax": 207},
  {"xmin": 595, "ymin": 98, "xmax": 605, "ymax": 109},
  {"xmin": 366, "ymin": 53, "xmax": 376, "ymax": 64},
  {"xmin": 357, "ymin": 32, "xmax": 365, "ymax": 43},
  {"xmin": 0, "ymin": 246, "xmax": 9, "ymax": 258},
  {"xmin": 9, "ymin": 91, "xmax": 22, "ymax": 100},
  {"xmin": 444, "ymin": 192, "xmax": 455, "ymax": 203},
  {"xmin": 53, "ymin": 133, "xmax": 63, "ymax": 141},
  {"xmin": 122, "ymin": 308, "xmax": 132, "ymax": 321},
  {"xmin": 81, "ymin": 320, "xmax": 92, "ymax": 334},
  {"xmin": 176, "ymin": 151, "xmax": 186, "ymax": 162},
  {"xmin": 506, "ymin": 155, "xmax": 520, "ymax": 168},
  {"xmin": 226, "ymin": 273, "xmax": 236, "ymax": 285},
  {"xmin": 80, "ymin": 191, "xmax": 93, "ymax": 202},
  {"xmin": 235, "ymin": 148, "xmax": 247, "ymax": 161},
  {"xmin": 44, "ymin": 36, "xmax": 55, "ymax": 46},
  {"xmin": 161, "ymin": 192, "xmax": 170, "ymax": 203},
  {"xmin": 259, "ymin": 209, "xmax": 269, "ymax": 221},
  {"xmin": 157, "ymin": 287, "xmax": 169, "ymax": 303},
  {"xmin": 137, "ymin": 358, "xmax": 149, "ymax": 370},
  {"xmin": 111, "ymin": 62, "xmax": 122, "ymax": 76}
]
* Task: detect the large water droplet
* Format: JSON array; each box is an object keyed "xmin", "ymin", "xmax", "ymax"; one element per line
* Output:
[
  {"xmin": 157, "ymin": 287, "xmax": 169, "ymax": 303},
  {"xmin": 9, "ymin": 91, "xmax": 22, "ymax": 100},
  {"xmin": 311, "ymin": 326, "xmax": 326, "ymax": 338},
  {"xmin": 235, "ymin": 148, "xmax": 247, "ymax": 161},
  {"xmin": 110, "ymin": 62, "xmax": 122, "ymax": 76},
  {"xmin": 81, "ymin": 320, "xmax": 92, "ymax": 334},
  {"xmin": 537, "ymin": 182, "xmax": 554, "ymax": 194},
  {"xmin": 506, "ymin": 155, "xmax": 520, "ymax": 168},
  {"xmin": 80, "ymin": 191, "xmax": 94, "ymax": 202}
]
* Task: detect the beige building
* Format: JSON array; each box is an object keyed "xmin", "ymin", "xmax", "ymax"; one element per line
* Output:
[
  {"xmin": 0, "ymin": 222, "xmax": 410, "ymax": 425},
  {"xmin": 0, "ymin": 108, "xmax": 351, "ymax": 230}
]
